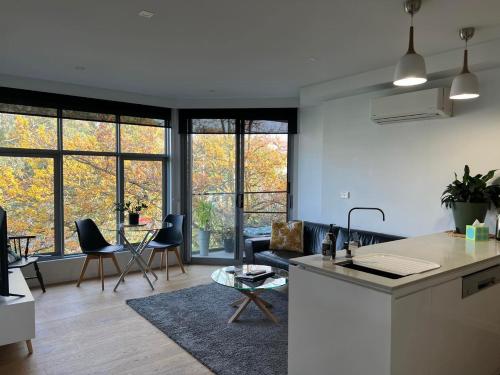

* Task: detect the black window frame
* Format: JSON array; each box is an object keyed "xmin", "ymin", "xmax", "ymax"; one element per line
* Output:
[{"xmin": 0, "ymin": 87, "xmax": 171, "ymax": 259}]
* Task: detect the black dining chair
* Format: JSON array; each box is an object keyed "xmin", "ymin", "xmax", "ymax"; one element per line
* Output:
[
  {"xmin": 146, "ymin": 214, "xmax": 186, "ymax": 280},
  {"xmin": 8, "ymin": 235, "xmax": 46, "ymax": 293},
  {"xmin": 75, "ymin": 219, "xmax": 123, "ymax": 291}
]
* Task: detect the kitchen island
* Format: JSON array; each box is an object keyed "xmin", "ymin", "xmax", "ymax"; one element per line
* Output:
[{"xmin": 288, "ymin": 233, "xmax": 500, "ymax": 375}]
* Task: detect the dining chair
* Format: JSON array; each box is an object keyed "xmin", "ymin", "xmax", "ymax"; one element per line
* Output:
[
  {"xmin": 146, "ymin": 214, "xmax": 186, "ymax": 280},
  {"xmin": 8, "ymin": 235, "xmax": 46, "ymax": 292},
  {"xmin": 75, "ymin": 219, "xmax": 123, "ymax": 291}
]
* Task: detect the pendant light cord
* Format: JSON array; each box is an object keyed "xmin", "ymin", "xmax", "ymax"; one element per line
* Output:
[
  {"xmin": 407, "ymin": 13, "xmax": 415, "ymax": 54},
  {"xmin": 462, "ymin": 38, "xmax": 470, "ymax": 74}
]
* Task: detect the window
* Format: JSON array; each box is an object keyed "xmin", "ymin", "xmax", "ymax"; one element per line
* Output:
[
  {"xmin": 120, "ymin": 124, "xmax": 165, "ymax": 154},
  {"xmin": 0, "ymin": 87, "xmax": 171, "ymax": 258},
  {"xmin": 180, "ymin": 109, "xmax": 296, "ymax": 263},
  {"xmin": 63, "ymin": 119, "xmax": 116, "ymax": 152},
  {"xmin": 0, "ymin": 156, "xmax": 55, "ymax": 254},
  {"xmin": 0, "ymin": 113, "xmax": 57, "ymax": 149},
  {"xmin": 123, "ymin": 159, "xmax": 164, "ymax": 243},
  {"xmin": 63, "ymin": 156, "xmax": 117, "ymax": 254}
]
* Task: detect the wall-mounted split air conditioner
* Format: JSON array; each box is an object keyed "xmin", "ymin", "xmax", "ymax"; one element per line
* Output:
[{"xmin": 370, "ymin": 88, "xmax": 452, "ymax": 125}]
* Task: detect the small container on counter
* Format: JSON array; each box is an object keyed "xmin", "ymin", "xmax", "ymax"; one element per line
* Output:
[{"xmin": 321, "ymin": 233, "xmax": 332, "ymax": 260}]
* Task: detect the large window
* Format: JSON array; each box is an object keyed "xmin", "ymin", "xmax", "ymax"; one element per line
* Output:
[{"xmin": 0, "ymin": 89, "xmax": 170, "ymax": 257}]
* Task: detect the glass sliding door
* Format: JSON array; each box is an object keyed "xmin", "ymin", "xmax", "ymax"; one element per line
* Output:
[
  {"xmin": 186, "ymin": 116, "xmax": 293, "ymax": 264},
  {"xmin": 190, "ymin": 119, "xmax": 237, "ymax": 260},
  {"xmin": 243, "ymin": 121, "xmax": 288, "ymax": 249}
]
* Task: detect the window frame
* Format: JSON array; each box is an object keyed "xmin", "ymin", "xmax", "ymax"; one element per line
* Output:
[{"xmin": 0, "ymin": 105, "xmax": 170, "ymax": 259}]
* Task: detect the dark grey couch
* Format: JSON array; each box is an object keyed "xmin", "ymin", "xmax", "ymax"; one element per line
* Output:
[{"xmin": 244, "ymin": 221, "xmax": 405, "ymax": 270}]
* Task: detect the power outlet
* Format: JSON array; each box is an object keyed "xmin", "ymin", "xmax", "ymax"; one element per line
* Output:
[{"xmin": 340, "ymin": 191, "xmax": 350, "ymax": 199}]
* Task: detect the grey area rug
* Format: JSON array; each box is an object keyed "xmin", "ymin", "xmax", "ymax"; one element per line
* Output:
[{"xmin": 126, "ymin": 283, "xmax": 288, "ymax": 375}]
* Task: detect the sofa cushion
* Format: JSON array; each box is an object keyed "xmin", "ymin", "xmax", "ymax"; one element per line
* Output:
[{"xmin": 270, "ymin": 221, "xmax": 304, "ymax": 253}]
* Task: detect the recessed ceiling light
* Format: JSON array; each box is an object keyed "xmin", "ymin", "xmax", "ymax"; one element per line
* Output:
[
  {"xmin": 138, "ymin": 10, "xmax": 154, "ymax": 18},
  {"xmin": 308, "ymin": 57, "xmax": 317, "ymax": 62},
  {"xmin": 74, "ymin": 66, "xmax": 86, "ymax": 71}
]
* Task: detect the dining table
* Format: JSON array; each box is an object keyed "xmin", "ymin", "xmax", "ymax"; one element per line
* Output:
[{"xmin": 105, "ymin": 222, "xmax": 172, "ymax": 292}]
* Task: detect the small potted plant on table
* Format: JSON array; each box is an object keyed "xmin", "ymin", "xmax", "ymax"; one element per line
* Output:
[
  {"xmin": 441, "ymin": 165, "xmax": 500, "ymax": 234},
  {"xmin": 115, "ymin": 199, "xmax": 149, "ymax": 225}
]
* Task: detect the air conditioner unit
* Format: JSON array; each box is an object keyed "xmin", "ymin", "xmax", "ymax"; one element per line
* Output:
[{"xmin": 370, "ymin": 88, "xmax": 452, "ymax": 125}]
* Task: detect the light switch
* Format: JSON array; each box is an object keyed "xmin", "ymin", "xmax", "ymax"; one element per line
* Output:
[{"xmin": 340, "ymin": 191, "xmax": 350, "ymax": 199}]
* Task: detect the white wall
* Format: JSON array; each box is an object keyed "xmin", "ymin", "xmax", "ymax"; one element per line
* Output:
[{"xmin": 296, "ymin": 67, "xmax": 500, "ymax": 237}]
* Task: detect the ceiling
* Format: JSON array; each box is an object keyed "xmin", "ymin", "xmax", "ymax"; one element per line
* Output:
[{"xmin": 1, "ymin": 0, "xmax": 499, "ymax": 100}]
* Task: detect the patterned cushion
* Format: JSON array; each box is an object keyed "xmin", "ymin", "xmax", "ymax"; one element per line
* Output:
[{"xmin": 269, "ymin": 221, "xmax": 304, "ymax": 253}]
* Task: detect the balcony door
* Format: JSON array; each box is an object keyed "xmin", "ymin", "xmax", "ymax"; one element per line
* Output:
[{"xmin": 186, "ymin": 117, "xmax": 292, "ymax": 264}]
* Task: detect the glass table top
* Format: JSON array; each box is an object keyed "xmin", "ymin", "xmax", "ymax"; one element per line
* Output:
[
  {"xmin": 211, "ymin": 265, "xmax": 288, "ymax": 291},
  {"xmin": 104, "ymin": 222, "xmax": 172, "ymax": 232}
]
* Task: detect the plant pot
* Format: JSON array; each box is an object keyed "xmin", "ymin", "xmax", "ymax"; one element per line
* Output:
[
  {"xmin": 198, "ymin": 229, "xmax": 211, "ymax": 256},
  {"xmin": 452, "ymin": 202, "xmax": 489, "ymax": 234},
  {"xmin": 223, "ymin": 238, "xmax": 235, "ymax": 253},
  {"xmin": 128, "ymin": 212, "xmax": 140, "ymax": 226}
]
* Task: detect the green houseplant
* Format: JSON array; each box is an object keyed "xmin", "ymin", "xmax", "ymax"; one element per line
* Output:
[
  {"xmin": 441, "ymin": 165, "xmax": 500, "ymax": 233},
  {"xmin": 115, "ymin": 199, "xmax": 149, "ymax": 225},
  {"xmin": 194, "ymin": 199, "xmax": 215, "ymax": 256}
]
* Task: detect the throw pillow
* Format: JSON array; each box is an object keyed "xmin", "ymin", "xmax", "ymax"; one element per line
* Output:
[{"xmin": 269, "ymin": 221, "xmax": 304, "ymax": 253}]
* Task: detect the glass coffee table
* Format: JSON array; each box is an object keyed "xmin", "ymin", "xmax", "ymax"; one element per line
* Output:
[{"xmin": 211, "ymin": 265, "xmax": 288, "ymax": 323}]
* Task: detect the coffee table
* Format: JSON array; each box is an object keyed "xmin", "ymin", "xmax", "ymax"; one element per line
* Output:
[{"xmin": 211, "ymin": 265, "xmax": 288, "ymax": 323}]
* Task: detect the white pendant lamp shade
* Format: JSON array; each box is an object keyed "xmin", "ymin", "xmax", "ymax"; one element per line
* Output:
[
  {"xmin": 393, "ymin": 0, "xmax": 427, "ymax": 87},
  {"xmin": 450, "ymin": 28, "xmax": 480, "ymax": 100},
  {"xmin": 450, "ymin": 72, "xmax": 479, "ymax": 100},
  {"xmin": 394, "ymin": 49, "xmax": 427, "ymax": 86}
]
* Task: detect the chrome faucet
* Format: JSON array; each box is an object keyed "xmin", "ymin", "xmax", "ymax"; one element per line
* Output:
[{"xmin": 345, "ymin": 207, "xmax": 386, "ymax": 258}]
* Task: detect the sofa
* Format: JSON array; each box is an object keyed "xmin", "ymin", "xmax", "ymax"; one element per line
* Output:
[{"xmin": 244, "ymin": 221, "xmax": 405, "ymax": 270}]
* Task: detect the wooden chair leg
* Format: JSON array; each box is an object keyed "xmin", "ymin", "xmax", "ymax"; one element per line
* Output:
[
  {"xmin": 99, "ymin": 256, "xmax": 104, "ymax": 291},
  {"xmin": 26, "ymin": 339, "xmax": 33, "ymax": 355},
  {"xmin": 76, "ymin": 256, "xmax": 91, "ymax": 287},
  {"xmin": 111, "ymin": 254, "xmax": 122, "ymax": 275},
  {"xmin": 160, "ymin": 251, "xmax": 165, "ymax": 271},
  {"xmin": 166, "ymin": 248, "xmax": 169, "ymax": 281},
  {"xmin": 173, "ymin": 247, "xmax": 186, "ymax": 274}
]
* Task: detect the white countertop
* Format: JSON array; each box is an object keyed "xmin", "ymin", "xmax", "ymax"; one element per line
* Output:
[{"xmin": 291, "ymin": 233, "xmax": 500, "ymax": 295}]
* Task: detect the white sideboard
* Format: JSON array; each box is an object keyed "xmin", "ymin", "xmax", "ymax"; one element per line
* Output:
[{"xmin": 0, "ymin": 268, "xmax": 35, "ymax": 353}]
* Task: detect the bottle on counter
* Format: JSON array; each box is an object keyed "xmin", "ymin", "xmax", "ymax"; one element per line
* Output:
[
  {"xmin": 321, "ymin": 233, "xmax": 332, "ymax": 260},
  {"xmin": 496, "ymin": 214, "xmax": 500, "ymax": 241},
  {"xmin": 328, "ymin": 224, "xmax": 336, "ymax": 259}
]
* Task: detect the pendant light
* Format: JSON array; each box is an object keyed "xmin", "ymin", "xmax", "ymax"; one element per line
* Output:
[
  {"xmin": 393, "ymin": 0, "xmax": 427, "ymax": 87},
  {"xmin": 450, "ymin": 27, "xmax": 480, "ymax": 100}
]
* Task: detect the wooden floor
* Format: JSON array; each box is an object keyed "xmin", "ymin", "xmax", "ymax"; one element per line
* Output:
[{"xmin": 0, "ymin": 265, "xmax": 220, "ymax": 375}]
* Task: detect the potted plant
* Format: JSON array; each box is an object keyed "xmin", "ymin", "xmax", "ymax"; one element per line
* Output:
[
  {"xmin": 115, "ymin": 199, "xmax": 149, "ymax": 225},
  {"xmin": 222, "ymin": 227, "xmax": 235, "ymax": 253},
  {"xmin": 441, "ymin": 165, "xmax": 500, "ymax": 233},
  {"xmin": 194, "ymin": 199, "xmax": 214, "ymax": 256}
]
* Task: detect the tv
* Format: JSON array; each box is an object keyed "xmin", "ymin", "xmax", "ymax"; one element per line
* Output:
[{"xmin": 0, "ymin": 206, "xmax": 9, "ymax": 296}]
